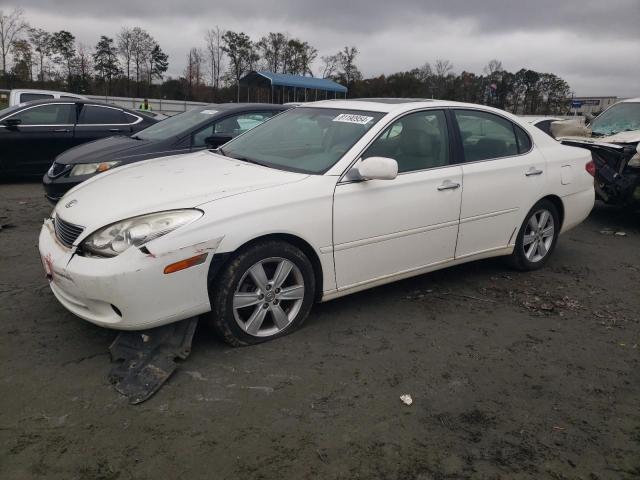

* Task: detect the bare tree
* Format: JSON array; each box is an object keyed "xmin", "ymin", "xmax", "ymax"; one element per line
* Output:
[
  {"xmin": 117, "ymin": 27, "xmax": 134, "ymax": 94},
  {"xmin": 185, "ymin": 47, "xmax": 204, "ymax": 97},
  {"xmin": 320, "ymin": 54, "xmax": 339, "ymax": 78},
  {"xmin": 434, "ymin": 59, "xmax": 453, "ymax": 77},
  {"xmin": 130, "ymin": 27, "xmax": 155, "ymax": 95},
  {"xmin": 336, "ymin": 46, "xmax": 361, "ymax": 86},
  {"xmin": 483, "ymin": 59, "xmax": 503, "ymax": 76},
  {"xmin": 205, "ymin": 26, "xmax": 225, "ymax": 96},
  {"xmin": 29, "ymin": 28, "xmax": 52, "ymax": 81},
  {"xmin": 75, "ymin": 43, "xmax": 93, "ymax": 92},
  {"xmin": 0, "ymin": 8, "xmax": 28, "ymax": 74}
]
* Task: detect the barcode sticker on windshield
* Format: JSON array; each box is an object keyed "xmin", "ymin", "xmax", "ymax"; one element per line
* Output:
[
  {"xmin": 332, "ymin": 114, "xmax": 374, "ymax": 125},
  {"xmin": 200, "ymin": 110, "xmax": 219, "ymax": 115}
]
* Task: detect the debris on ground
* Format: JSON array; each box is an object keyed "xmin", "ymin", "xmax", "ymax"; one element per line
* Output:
[
  {"xmin": 108, "ymin": 317, "xmax": 199, "ymax": 404},
  {"xmin": 400, "ymin": 394, "xmax": 413, "ymax": 406}
]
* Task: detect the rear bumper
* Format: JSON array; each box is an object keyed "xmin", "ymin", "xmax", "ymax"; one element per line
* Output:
[
  {"xmin": 38, "ymin": 218, "xmax": 215, "ymax": 330},
  {"xmin": 560, "ymin": 187, "xmax": 595, "ymax": 234}
]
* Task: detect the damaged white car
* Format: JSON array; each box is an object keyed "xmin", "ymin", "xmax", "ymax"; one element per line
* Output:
[
  {"xmin": 551, "ymin": 97, "xmax": 640, "ymax": 207},
  {"xmin": 39, "ymin": 99, "xmax": 595, "ymax": 345}
]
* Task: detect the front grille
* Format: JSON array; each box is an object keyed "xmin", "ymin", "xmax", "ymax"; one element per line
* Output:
[
  {"xmin": 54, "ymin": 216, "xmax": 85, "ymax": 248},
  {"xmin": 50, "ymin": 162, "xmax": 69, "ymax": 178}
]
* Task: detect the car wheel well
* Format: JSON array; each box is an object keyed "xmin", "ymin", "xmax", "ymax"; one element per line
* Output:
[
  {"xmin": 539, "ymin": 194, "xmax": 564, "ymax": 230},
  {"xmin": 208, "ymin": 234, "xmax": 323, "ymax": 302}
]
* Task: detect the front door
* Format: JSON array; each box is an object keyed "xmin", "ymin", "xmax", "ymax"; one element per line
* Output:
[
  {"xmin": 333, "ymin": 109, "xmax": 462, "ymax": 290},
  {"xmin": 0, "ymin": 103, "xmax": 76, "ymax": 177}
]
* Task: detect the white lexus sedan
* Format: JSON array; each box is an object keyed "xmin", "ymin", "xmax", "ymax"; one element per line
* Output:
[{"xmin": 38, "ymin": 99, "xmax": 595, "ymax": 345}]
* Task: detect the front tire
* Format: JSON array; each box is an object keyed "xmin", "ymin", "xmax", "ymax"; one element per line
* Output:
[
  {"xmin": 508, "ymin": 199, "xmax": 560, "ymax": 271},
  {"xmin": 207, "ymin": 241, "xmax": 316, "ymax": 346}
]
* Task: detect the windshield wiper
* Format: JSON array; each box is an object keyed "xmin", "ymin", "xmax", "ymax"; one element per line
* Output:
[{"xmin": 227, "ymin": 153, "xmax": 265, "ymax": 167}]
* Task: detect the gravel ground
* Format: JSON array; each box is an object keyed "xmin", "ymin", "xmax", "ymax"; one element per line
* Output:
[{"xmin": 1, "ymin": 182, "xmax": 638, "ymax": 480}]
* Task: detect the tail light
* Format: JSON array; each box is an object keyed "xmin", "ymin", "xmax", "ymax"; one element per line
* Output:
[{"xmin": 585, "ymin": 160, "xmax": 596, "ymax": 177}]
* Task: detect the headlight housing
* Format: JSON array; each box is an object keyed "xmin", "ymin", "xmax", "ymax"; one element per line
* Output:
[
  {"xmin": 69, "ymin": 161, "xmax": 120, "ymax": 177},
  {"xmin": 81, "ymin": 209, "xmax": 203, "ymax": 257}
]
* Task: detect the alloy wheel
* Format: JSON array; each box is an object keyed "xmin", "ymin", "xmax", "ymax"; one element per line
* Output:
[
  {"xmin": 232, "ymin": 257, "xmax": 305, "ymax": 337},
  {"xmin": 523, "ymin": 208, "xmax": 555, "ymax": 263}
]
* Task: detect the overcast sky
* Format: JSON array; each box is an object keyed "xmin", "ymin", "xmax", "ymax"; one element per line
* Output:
[{"xmin": 4, "ymin": 0, "xmax": 640, "ymax": 97}]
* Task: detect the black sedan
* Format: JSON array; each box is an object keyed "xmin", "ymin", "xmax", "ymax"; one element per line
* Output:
[
  {"xmin": 0, "ymin": 99, "xmax": 157, "ymax": 179},
  {"xmin": 42, "ymin": 103, "xmax": 288, "ymax": 202}
]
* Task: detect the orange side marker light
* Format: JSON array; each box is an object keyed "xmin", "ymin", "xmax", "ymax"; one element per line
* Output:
[{"xmin": 163, "ymin": 253, "xmax": 208, "ymax": 274}]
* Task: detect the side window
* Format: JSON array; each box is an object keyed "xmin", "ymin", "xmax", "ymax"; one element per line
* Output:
[
  {"xmin": 515, "ymin": 124, "xmax": 533, "ymax": 149},
  {"xmin": 192, "ymin": 111, "xmax": 276, "ymax": 147},
  {"xmin": 78, "ymin": 105, "xmax": 127, "ymax": 125},
  {"xmin": 21, "ymin": 93, "xmax": 54, "ymax": 103},
  {"xmin": 362, "ymin": 110, "xmax": 450, "ymax": 173},
  {"xmin": 454, "ymin": 110, "xmax": 519, "ymax": 162},
  {"xmin": 9, "ymin": 104, "xmax": 74, "ymax": 125},
  {"xmin": 192, "ymin": 122, "xmax": 215, "ymax": 148},
  {"xmin": 215, "ymin": 111, "xmax": 276, "ymax": 135}
]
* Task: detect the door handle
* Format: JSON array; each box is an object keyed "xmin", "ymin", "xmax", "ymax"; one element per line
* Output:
[
  {"xmin": 108, "ymin": 128, "xmax": 122, "ymax": 132},
  {"xmin": 53, "ymin": 128, "xmax": 70, "ymax": 133},
  {"xmin": 525, "ymin": 167, "xmax": 543, "ymax": 176},
  {"xmin": 437, "ymin": 181, "xmax": 461, "ymax": 191}
]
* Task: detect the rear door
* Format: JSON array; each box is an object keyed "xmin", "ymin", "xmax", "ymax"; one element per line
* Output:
[
  {"xmin": 74, "ymin": 104, "xmax": 134, "ymax": 145},
  {"xmin": 0, "ymin": 102, "xmax": 75, "ymax": 176},
  {"xmin": 452, "ymin": 109, "xmax": 546, "ymax": 258}
]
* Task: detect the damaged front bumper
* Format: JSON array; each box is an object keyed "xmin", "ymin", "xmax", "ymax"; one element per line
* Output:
[
  {"xmin": 559, "ymin": 139, "xmax": 640, "ymax": 207},
  {"xmin": 38, "ymin": 218, "xmax": 216, "ymax": 330}
]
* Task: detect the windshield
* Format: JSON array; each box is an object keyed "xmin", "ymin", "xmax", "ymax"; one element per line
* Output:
[
  {"xmin": 221, "ymin": 107, "xmax": 385, "ymax": 174},
  {"xmin": 591, "ymin": 102, "xmax": 640, "ymax": 136},
  {"xmin": 135, "ymin": 107, "xmax": 219, "ymax": 140}
]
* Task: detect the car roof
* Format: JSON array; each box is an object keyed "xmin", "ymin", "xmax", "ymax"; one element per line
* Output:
[
  {"xmin": 619, "ymin": 97, "xmax": 640, "ymax": 104},
  {"xmin": 297, "ymin": 98, "xmax": 508, "ymax": 114},
  {"xmin": 191, "ymin": 103, "xmax": 289, "ymax": 113},
  {"xmin": 12, "ymin": 97, "xmax": 140, "ymax": 112},
  {"xmin": 11, "ymin": 88, "xmax": 86, "ymax": 96}
]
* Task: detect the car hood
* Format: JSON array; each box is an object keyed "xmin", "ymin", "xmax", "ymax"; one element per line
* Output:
[
  {"xmin": 556, "ymin": 130, "xmax": 640, "ymax": 145},
  {"xmin": 55, "ymin": 151, "xmax": 309, "ymax": 237},
  {"xmin": 55, "ymin": 135, "xmax": 170, "ymax": 165}
]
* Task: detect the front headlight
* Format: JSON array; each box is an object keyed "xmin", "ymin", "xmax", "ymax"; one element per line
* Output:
[
  {"xmin": 69, "ymin": 161, "xmax": 120, "ymax": 177},
  {"xmin": 81, "ymin": 209, "xmax": 203, "ymax": 257}
]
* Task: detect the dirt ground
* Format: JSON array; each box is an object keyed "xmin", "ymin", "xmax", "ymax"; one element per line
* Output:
[{"xmin": 1, "ymin": 182, "xmax": 638, "ymax": 480}]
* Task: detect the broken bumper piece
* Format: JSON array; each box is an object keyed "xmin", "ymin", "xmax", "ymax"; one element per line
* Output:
[{"xmin": 38, "ymin": 218, "xmax": 215, "ymax": 330}]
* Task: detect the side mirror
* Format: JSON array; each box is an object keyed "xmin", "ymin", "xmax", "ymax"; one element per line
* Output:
[
  {"xmin": 3, "ymin": 118, "xmax": 21, "ymax": 129},
  {"xmin": 204, "ymin": 133, "xmax": 233, "ymax": 149},
  {"xmin": 352, "ymin": 156, "xmax": 398, "ymax": 181}
]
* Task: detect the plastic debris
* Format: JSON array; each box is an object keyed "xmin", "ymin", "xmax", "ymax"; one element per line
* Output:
[{"xmin": 400, "ymin": 394, "xmax": 413, "ymax": 406}]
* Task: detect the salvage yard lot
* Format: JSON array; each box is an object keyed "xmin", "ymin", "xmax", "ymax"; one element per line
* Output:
[{"xmin": 1, "ymin": 182, "xmax": 638, "ymax": 480}]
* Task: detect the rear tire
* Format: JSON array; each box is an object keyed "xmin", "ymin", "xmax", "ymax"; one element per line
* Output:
[
  {"xmin": 508, "ymin": 199, "xmax": 560, "ymax": 271},
  {"xmin": 207, "ymin": 240, "xmax": 316, "ymax": 346}
]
